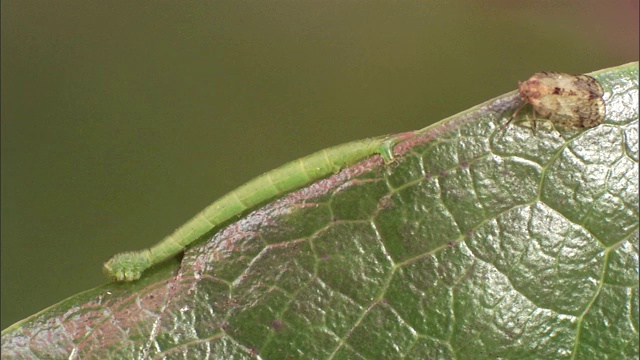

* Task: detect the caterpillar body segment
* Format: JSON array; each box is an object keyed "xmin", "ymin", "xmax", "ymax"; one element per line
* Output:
[{"xmin": 103, "ymin": 134, "xmax": 407, "ymax": 282}]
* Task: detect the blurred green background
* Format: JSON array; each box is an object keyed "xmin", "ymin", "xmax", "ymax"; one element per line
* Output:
[{"xmin": 1, "ymin": 1, "xmax": 637, "ymax": 330}]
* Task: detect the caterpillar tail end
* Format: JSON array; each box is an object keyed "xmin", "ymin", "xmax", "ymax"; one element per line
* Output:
[
  {"xmin": 379, "ymin": 132, "xmax": 413, "ymax": 164},
  {"xmin": 103, "ymin": 250, "xmax": 152, "ymax": 282}
]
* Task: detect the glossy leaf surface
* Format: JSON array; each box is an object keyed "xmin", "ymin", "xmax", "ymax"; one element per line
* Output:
[{"xmin": 2, "ymin": 63, "xmax": 638, "ymax": 360}]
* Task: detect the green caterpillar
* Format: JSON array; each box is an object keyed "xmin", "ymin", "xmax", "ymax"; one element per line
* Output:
[{"xmin": 103, "ymin": 133, "xmax": 409, "ymax": 282}]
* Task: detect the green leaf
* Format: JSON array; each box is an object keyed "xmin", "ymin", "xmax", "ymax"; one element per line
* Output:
[{"xmin": 2, "ymin": 62, "xmax": 638, "ymax": 359}]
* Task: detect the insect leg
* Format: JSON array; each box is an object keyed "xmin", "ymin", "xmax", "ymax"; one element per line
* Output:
[
  {"xmin": 531, "ymin": 109, "xmax": 537, "ymax": 136},
  {"xmin": 500, "ymin": 101, "xmax": 526, "ymax": 131}
]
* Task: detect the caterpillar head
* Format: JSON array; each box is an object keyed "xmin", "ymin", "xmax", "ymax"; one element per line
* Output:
[{"xmin": 103, "ymin": 250, "xmax": 152, "ymax": 282}]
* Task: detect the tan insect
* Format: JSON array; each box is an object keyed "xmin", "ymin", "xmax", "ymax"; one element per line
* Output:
[{"xmin": 503, "ymin": 71, "xmax": 606, "ymax": 133}]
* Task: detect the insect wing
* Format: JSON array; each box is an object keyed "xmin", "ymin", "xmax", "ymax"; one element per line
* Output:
[
  {"xmin": 524, "ymin": 72, "xmax": 606, "ymax": 128},
  {"xmin": 548, "ymin": 74, "xmax": 605, "ymax": 128},
  {"xmin": 573, "ymin": 74, "xmax": 605, "ymax": 97}
]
